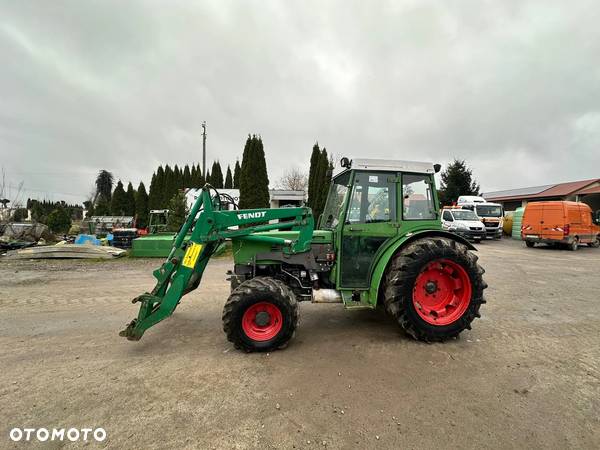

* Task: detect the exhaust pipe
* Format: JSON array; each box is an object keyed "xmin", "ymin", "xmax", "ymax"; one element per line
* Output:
[{"xmin": 312, "ymin": 289, "xmax": 343, "ymax": 304}]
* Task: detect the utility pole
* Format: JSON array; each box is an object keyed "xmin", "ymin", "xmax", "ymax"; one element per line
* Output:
[{"xmin": 201, "ymin": 121, "xmax": 207, "ymax": 178}]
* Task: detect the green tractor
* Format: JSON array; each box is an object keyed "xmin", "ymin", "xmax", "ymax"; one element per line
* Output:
[{"xmin": 121, "ymin": 158, "xmax": 487, "ymax": 351}]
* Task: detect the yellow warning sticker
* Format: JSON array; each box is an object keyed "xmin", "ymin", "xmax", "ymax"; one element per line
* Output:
[{"xmin": 182, "ymin": 243, "xmax": 203, "ymax": 268}]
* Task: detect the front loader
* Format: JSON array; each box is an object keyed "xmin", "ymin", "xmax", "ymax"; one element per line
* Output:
[{"xmin": 121, "ymin": 158, "xmax": 487, "ymax": 351}]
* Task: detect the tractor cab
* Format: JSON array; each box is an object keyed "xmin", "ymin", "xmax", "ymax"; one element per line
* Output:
[{"xmin": 320, "ymin": 158, "xmax": 442, "ymax": 293}]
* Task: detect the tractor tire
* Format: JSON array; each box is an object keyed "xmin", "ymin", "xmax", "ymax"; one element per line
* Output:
[
  {"xmin": 383, "ymin": 237, "xmax": 487, "ymax": 342},
  {"xmin": 222, "ymin": 277, "xmax": 298, "ymax": 352}
]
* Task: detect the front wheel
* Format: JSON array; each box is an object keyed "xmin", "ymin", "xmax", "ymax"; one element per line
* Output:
[
  {"xmin": 383, "ymin": 237, "xmax": 487, "ymax": 342},
  {"xmin": 222, "ymin": 277, "xmax": 298, "ymax": 352},
  {"xmin": 526, "ymin": 241, "xmax": 535, "ymax": 248},
  {"xmin": 589, "ymin": 237, "xmax": 600, "ymax": 248}
]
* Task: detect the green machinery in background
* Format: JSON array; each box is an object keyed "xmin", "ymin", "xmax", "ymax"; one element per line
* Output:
[
  {"xmin": 132, "ymin": 209, "xmax": 177, "ymax": 258},
  {"xmin": 121, "ymin": 158, "xmax": 487, "ymax": 351}
]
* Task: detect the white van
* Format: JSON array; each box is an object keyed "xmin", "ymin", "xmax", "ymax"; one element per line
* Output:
[{"xmin": 441, "ymin": 208, "xmax": 486, "ymax": 242}]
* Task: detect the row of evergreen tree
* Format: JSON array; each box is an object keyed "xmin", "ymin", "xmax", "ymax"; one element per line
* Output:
[
  {"xmin": 87, "ymin": 135, "xmax": 333, "ymax": 229},
  {"xmin": 147, "ymin": 161, "xmax": 241, "ymax": 212},
  {"xmin": 25, "ymin": 199, "xmax": 84, "ymax": 223}
]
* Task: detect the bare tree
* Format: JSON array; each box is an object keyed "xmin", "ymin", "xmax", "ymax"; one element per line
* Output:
[
  {"xmin": 276, "ymin": 167, "xmax": 308, "ymax": 191},
  {"xmin": 0, "ymin": 167, "xmax": 25, "ymax": 224}
]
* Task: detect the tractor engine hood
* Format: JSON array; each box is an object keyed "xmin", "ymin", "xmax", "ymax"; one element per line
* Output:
[{"xmin": 232, "ymin": 230, "xmax": 333, "ymax": 265}]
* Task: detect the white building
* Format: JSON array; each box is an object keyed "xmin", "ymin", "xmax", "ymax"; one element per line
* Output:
[{"xmin": 184, "ymin": 188, "xmax": 306, "ymax": 211}]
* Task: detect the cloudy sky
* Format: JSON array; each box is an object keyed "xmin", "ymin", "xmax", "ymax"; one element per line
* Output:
[{"xmin": 1, "ymin": 0, "xmax": 599, "ymax": 204}]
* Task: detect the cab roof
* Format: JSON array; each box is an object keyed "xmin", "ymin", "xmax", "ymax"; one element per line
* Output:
[{"xmin": 344, "ymin": 158, "xmax": 437, "ymax": 174}]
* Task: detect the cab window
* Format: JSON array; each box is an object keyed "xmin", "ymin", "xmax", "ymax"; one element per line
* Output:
[
  {"xmin": 442, "ymin": 210, "xmax": 453, "ymax": 221},
  {"xmin": 346, "ymin": 172, "xmax": 396, "ymax": 224},
  {"xmin": 402, "ymin": 174, "xmax": 436, "ymax": 220}
]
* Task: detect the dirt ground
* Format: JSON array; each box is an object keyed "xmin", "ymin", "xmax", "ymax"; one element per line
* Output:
[{"xmin": 1, "ymin": 238, "xmax": 599, "ymax": 449}]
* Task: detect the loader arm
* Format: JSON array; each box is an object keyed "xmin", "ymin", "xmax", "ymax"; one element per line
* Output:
[{"xmin": 120, "ymin": 185, "xmax": 314, "ymax": 341}]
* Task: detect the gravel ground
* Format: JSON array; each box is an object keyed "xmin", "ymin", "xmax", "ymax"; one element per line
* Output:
[{"xmin": 1, "ymin": 238, "xmax": 599, "ymax": 449}]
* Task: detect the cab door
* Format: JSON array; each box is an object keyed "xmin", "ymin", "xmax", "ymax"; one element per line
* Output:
[{"xmin": 339, "ymin": 172, "xmax": 398, "ymax": 288}]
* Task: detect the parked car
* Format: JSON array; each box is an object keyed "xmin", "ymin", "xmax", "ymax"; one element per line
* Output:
[
  {"xmin": 441, "ymin": 208, "xmax": 486, "ymax": 242},
  {"xmin": 521, "ymin": 201, "xmax": 600, "ymax": 250}
]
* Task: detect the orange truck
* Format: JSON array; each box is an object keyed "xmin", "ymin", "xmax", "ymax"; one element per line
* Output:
[{"xmin": 522, "ymin": 201, "xmax": 600, "ymax": 250}]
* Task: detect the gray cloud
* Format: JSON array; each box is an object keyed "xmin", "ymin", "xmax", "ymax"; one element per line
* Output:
[{"xmin": 1, "ymin": 0, "xmax": 599, "ymax": 204}]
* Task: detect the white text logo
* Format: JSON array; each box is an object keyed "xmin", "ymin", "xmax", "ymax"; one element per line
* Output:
[
  {"xmin": 9, "ymin": 427, "xmax": 107, "ymax": 442},
  {"xmin": 237, "ymin": 211, "xmax": 267, "ymax": 220}
]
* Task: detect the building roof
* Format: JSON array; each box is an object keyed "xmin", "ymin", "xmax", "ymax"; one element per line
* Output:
[
  {"xmin": 575, "ymin": 185, "xmax": 600, "ymax": 195},
  {"xmin": 269, "ymin": 190, "xmax": 306, "ymax": 201},
  {"xmin": 483, "ymin": 179, "xmax": 599, "ymax": 202}
]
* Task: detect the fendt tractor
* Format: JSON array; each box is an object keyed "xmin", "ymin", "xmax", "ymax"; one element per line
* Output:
[{"xmin": 120, "ymin": 158, "xmax": 487, "ymax": 351}]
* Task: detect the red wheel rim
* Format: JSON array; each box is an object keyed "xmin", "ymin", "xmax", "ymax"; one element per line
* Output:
[
  {"xmin": 412, "ymin": 259, "xmax": 472, "ymax": 326},
  {"xmin": 241, "ymin": 302, "xmax": 283, "ymax": 341}
]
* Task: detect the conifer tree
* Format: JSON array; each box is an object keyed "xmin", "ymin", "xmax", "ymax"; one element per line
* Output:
[
  {"xmin": 191, "ymin": 164, "xmax": 197, "ymax": 186},
  {"xmin": 211, "ymin": 161, "xmax": 224, "ymax": 188},
  {"xmin": 224, "ymin": 165, "xmax": 233, "ymax": 189},
  {"xmin": 306, "ymin": 144, "xmax": 333, "ymax": 220},
  {"xmin": 148, "ymin": 170, "xmax": 159, "ymax": 210},
  {"xmin": 183, "ymin": 165, "xmax": 192, "ymax": 188},
  {"xmin": 111, "ymin": 180, "xmax": 128, "ymax": 215},
  {"xmin": 307, "ymin": 143, "xmax": 321, "ymax": 211},
  {"xmin": 163, "ymin": 165, "xmax": 174, "ymax": 207},
  {"xmin": 438, "ymin": 159, "xmax": 480, "ymax": 205},
  {"xmin": 233, "ymin": 160, "xmax": 241, "ymax": 189},
  {"xmin": 314, "ymin": 149, "xmax": 332, "ymax": 220},
  {"xmin": 176, "ymin": 166, "xmax": 184, "ymax": 193},
  {"xmin": 196, "ymin": 164, "xmax": 206, "ymax": 187},
  {"xmin": 240, "ymin": 135, "xmax": 270, "ymax": 209},
  {"xmin": 135, "ymin": 182, "xmax": 149, "ymax": 228},
  {"xmin": 125, "ymin": 182, "xmax": 136, "ymax": 216}
]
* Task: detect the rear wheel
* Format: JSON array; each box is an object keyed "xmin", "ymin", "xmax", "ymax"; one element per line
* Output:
[
  {"xmin": 525, "ymin": 241, "xmax": 535, "ymax": 248},
  {"xmin": 589, "ymin": 237, "xmax": 600, "ymax": 248},
  {"xmin": 570, "ymin": 238, "xmax": 579, "ymax": 251},
  {"xmin": 222, "ymin": 277, "xmax": 298, "ymax": 352},
  {"xmin": 383, "ymin": 237, "xmax": 486, "ymax": 342}
]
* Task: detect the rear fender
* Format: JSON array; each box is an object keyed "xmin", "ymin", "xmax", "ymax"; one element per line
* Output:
[{"xmin": 368, "ymin": 230, "xmax": 476, "ymax": 307}]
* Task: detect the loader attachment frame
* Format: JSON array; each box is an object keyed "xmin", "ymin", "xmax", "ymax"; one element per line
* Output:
[{"xmin": 120, "ymin": 185, "xmax": 314, "ymax": 340}]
